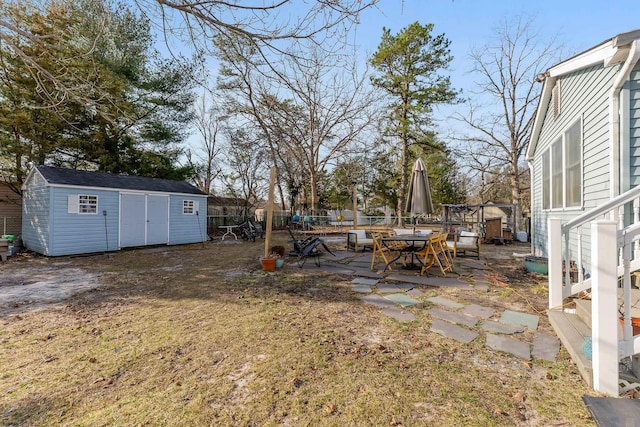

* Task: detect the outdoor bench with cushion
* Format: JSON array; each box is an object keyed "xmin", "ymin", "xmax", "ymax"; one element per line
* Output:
[
  {"xmin": 347, "ymin": 229, "xmax": 374, "ymax": 252},
  {"xmin": 447, "ymin": 230, "xmax": 480, "ymax": 259}
]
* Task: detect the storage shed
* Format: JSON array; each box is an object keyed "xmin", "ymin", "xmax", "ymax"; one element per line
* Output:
[{"xmin": 22, "ymin": 165, "xmax": 208, "ymax": 256}]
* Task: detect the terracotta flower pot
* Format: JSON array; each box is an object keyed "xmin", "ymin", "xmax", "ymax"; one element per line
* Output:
[
  {"xmin": 619, "ymin": 317, "xmax": 640, "ymax": 335},
  {"xmin": 261, "ymin": 257, "xmax": 276, "ymax": 271}
]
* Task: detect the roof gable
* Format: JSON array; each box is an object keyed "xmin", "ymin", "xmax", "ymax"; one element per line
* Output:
[
  {"xmin": 34, "ymin": 166, "xmax": 206, "ymax": 195},
  {"xmin": 527, "ymin": 29, "xmax": 640, "ymax": 160}
]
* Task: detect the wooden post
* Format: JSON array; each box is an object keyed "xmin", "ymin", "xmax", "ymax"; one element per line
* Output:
[
  {"xmin": 592, "ymin": 220, "xmax": 619, "ymax": 395},
  {"xmin": 352, "ymin": 183, "xmax": 358, "ymax": 230},
  {"xmin": 264, "ymin": 167, "xmax": 277, "ymax": 258},
  {"xmin": 548, "ymin": 218, "xmax": 563, "ymax": 310}
]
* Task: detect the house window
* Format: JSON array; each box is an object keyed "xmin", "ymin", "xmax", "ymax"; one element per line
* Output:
[
  {"xmin": 542, "ymin": 151, "xmax": 550, "ymax": 210},
  {"xmin": 565, "ymin": 121, "xmax": 582, "ymax": 207},
  {"xmin": 78, "ymin": 195, "xmax": 98, "ymax": 214},
  {"xmin": 542, "ymin": 119, "xmax": 582, "ymax": 210},
  {"xmin": 183, "ymin": 200, "xmax": 195, "ymax": 215},
  {"xmin": 551, "ymin": 138, "xmax": 563, "ymax": 209}
]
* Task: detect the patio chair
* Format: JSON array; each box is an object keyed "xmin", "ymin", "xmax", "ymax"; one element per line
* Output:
[
  {"xmin": 370, "ymin": 232, "xmax": 400, "ymax": 271},
  {"xmin": 417, "ymin": 233, "xmax": 453, "ymax": 276},
  {"xmin": 346, "ymin": 229, "xmax": 374, "ymax": 252},
  {"xmin": 286, "ymin": 226, "xmax": 334, "ymax": 267},
  {"xmin": 447, "ymin": 231, "xmax": 480, "ymax": 259}
]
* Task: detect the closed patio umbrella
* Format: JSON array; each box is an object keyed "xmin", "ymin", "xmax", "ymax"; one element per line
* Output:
[{"xmin": 406, "ymin": 158, "xmax": 434, "ymax": 231}]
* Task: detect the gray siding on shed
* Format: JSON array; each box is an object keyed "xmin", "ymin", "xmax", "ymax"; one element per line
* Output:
[
  {"xmin": 168, "ymin": 196, "xmax": 208, "ymax": 245},
  {"xmin": 49, "ymin": 187, "xmax": 120, "ymax": 256},
  {"xmin": 531, "ymin": 63, "xmax": 620, "ymax": 260},
  {"xmin": 22, "ymin": 172, "xmax": 50, "ymax": 255}
]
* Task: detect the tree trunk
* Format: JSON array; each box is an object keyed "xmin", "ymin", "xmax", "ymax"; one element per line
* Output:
[
  {"xmin": 310, "ymin": 171, "xmax": 317, "ymax": 215},
  {"xmin": 510, "ymin": 167, "xmax": 523, "ymax": 232},
  {"xmin": 398, "ymin": 136, "xmax": 409, "ymax": 227}
]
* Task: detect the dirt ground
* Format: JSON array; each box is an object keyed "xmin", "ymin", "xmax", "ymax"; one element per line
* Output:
[
  {"xmin": 0, "ymin": 236, "xmax": 542, "ymax": 317},
  {"xmin": 0, "ymin": 233, "xmax": 596, "ymax": 426}
]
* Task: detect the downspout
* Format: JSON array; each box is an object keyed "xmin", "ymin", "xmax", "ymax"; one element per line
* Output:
[{"xmin": 610, "ymin": 40, "xmax": 640, "ymax": 198}]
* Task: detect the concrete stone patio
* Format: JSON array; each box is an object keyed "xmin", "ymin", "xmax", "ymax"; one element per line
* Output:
[{"xmin": 302, "ymin": 248, "xmax": 560, "ymax": 362}]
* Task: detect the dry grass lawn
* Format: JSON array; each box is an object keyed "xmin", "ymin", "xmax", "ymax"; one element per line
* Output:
[{"xmin": 0, "ymin": 232, "xmax": 599, "ymax": 426}]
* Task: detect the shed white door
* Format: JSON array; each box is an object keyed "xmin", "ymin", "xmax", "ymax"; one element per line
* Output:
[
  {"xmin": 146, "ymin": 195, "xmax": 169, "ymax": 245},
  {"xmin": 120, "ymin": 194, "xmax": 169, "ymax": 248}
]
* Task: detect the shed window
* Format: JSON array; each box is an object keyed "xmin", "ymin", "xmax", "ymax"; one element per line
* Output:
[
  {"xmin": 78, "ymin": 195, "xmax": 98, "ymax": 214},
  {"xmin": 183, "ymin": 200, "xmax": 198, "ymax": 215},
  {"xmin": 542, "ymin": 119, "xmax": 582, "ymax": 210}
]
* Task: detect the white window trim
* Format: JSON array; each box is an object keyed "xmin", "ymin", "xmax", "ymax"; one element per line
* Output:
[
  {"xmin": 78, "ymin": 194, "xmax": 98, "ymax": 215},
  {"xmin": 183, "ymin": 199, "xmax": 199, "ymax": 215},
  {"xmin": 542, "ymin": 117, "xmax": 583, "ymax": 212}
]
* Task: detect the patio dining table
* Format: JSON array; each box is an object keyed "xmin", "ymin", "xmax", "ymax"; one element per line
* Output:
[{"xmin": 381, "ymin": 233, "xmax": 433, "ymax": 273}]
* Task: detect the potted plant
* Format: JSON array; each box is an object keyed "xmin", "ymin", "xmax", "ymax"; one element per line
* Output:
[
  {"xmin": 261, "ymin": 253, "xmax": 277, "ymax": 271},
  {"xmin": 270, "ymin": 245, "xmax": 286, "ymax": 268}
]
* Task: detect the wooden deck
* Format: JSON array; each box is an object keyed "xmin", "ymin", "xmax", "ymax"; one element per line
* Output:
[{"xmin": 548, "ymin": 301, "xmax": 593, "ymax": 387}]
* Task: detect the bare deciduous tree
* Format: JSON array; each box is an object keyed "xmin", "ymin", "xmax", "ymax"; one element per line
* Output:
[
  {"xmin": 216, "ymin": 36, "xmax": 380, "ymax": 214},
  {"xmin": 185, "ymin": 93, "xmax": 225, "ymax": 194},
  {"xmin": 452, "ymin": 16, "xmax": 561, "ymax": 229},
  {"xmin": 0, "ymin": 0, "xmax": 378, "ymax": 121},
  {"xmin": 143, "ymin": 0, "xmax": 376, "ymax": 57}
]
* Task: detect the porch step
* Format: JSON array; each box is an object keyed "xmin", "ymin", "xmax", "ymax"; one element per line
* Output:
[
  {"xmin": 575, "ymin": 299, "xmax": 592, "ymax": 325},
  {"xmin": 548, "ymin": 308, "xmax": 593, "ymax": 387}
]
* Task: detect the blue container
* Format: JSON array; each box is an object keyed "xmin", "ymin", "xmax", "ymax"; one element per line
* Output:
[{"xmin": 525, "ymin": 256, "xmax": 548, "ymax": 274}]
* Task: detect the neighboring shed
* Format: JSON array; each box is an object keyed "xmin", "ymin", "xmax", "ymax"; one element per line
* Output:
[
  {"xmin": 22, "ymin": 165, "xmax": 208, "ymax": 256},
  {"xmin": 207, "ymin": 196, "xmax": 250, "ymax": 218},
  {"xmin": 0, "ymin": 181, "xmax": 22, "ymax": 236}
]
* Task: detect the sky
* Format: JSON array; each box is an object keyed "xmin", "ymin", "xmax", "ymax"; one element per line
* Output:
[
  {"xmin": 159, "ymin": 0, "xmax": 640, "ymax": 190},
  {"xmin": 354, "ymin": 0, "xmax": 640, "ymax": 88}
]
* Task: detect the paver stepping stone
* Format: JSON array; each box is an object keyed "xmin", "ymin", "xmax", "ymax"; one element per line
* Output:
[
  {"xmin": 386, "ymin": 274, "xmax": 433, "ymax": 286},
  {"xmin": 532, "ymin": 332, "xmax": 560, "ymax": 362},
  {"xmin": 473, "ymin": 281, "xmax": 490, "ymax": 292},
  {"xmin": 430, "ymin": 319, "xmax": 479, "ymax": 343},
  {"xmin": 351, "ymin": 285, "xmax": 372, "ymax": 293},
  {"xmin": 329, "ymin": 251, "xmax": 357, "ymax": 261},
  {"xmin": 485, "ymin": 334, "xmax": 531, "ymax": 360},
  {"xmin": 396, "ymin": 283, "xmax": 415, "ymax": 291},
  {"xmin": 427, "ymin": 296, "xmax": 464, "ymax": 309},
  {"xmin": 384, "ymin": 293, "xmax": 421, "ymax": 307},
  {"xmin": 428, "ymin": 308, "xmax": 478, "ymax": 327},
  {"xmin": 376, "ymin": 282, "xmax": 403, "ymax": 293},
  {"xmin": 361, "ymin": 294, "xmax": 397, "ymax": 308},
  {"xmin": 380, "ymin": 307, "xmax": 416, "ymax": 322},
  {"xmin": 481, "ymin": 320, "xmax": 524, "ymax": 335},
  {"xmin": 500, "ymin": 310, "xmax": 540, "ymax": 330},
  {"xmin": 349, "ymin": 259, "xmax": 372, "ymax": 266},
  {"xmin": 462, "ymin": 304, "xmax": 495, "ymax": 319},
  {"xmin": 350, "ymin": 269, "xmax": 384, "ymax": 279},
  {"xmin": 352, "ymin": 277, "xmax": 378, "ymax": 285},
  {"xmin": 407, "ymin": 288, "xmax": 425, "ymax": 298},
  {"xmin": 423, "ymin": 276, "xmax": 474, "ymax": 288}
]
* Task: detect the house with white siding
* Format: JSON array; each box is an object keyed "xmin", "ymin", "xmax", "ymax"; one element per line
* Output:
[
  {"xmin": 22, "ymin": 165, "xmax": 208, "ymax": 256},
  {"xmin": 527, "ymin": 29, "xmax": 640, "ymax": 395},
  {"xmin": 527, "ymin": 28, "xmax": 640, "ymax": 259}
]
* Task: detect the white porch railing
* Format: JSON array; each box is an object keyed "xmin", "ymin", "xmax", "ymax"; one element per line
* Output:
[{"xmin": 548, "ymin": 185, "xmax": 640, "ymax": 395}]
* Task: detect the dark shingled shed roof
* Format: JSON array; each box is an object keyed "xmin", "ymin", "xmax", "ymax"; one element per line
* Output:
[{"xmin": 36, "ymin": 165, "xmax": 206, "ymax": 195}]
